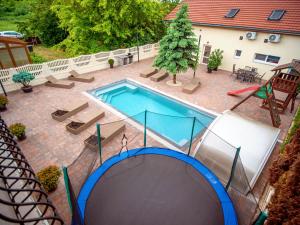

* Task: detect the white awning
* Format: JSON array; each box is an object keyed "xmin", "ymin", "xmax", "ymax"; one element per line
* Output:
[{"xmin": 195, "ymin": 110, "xmax": 280, "ymax": 190}]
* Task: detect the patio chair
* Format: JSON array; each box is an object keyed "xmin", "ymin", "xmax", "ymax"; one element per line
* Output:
[
  {"xmin": 66, "ymin": 110, "xmax": 105, "ymax": 135},
  {"xmin": 68, "ymin": 70, "xmax": 95, "ymax": 83},
  {"xmin": 182, "ymin": 78, "xmax": 201, "ymax": 94},
  {"xmin": 45, "ymin": 75, "xmax": 75, "ymax": 89},
  {"xmin": 140, "ymin": 68, "xmax": 158, "ymax": 78},
  {"xmin": 84, "ymin": 121, "xmax": 126, "ymax": 150},
  {"xmin": 51, "ymin": 101, "xmax": 89, "ymax": 122},
  {"xmin": 244, "ymin": 66, "xmax": 252, "ymax": 71},
  {"xmin": 255, "ymin": 72, "xmax": 266, "ymax": 84},
  {"xmin": 150, "ymin": 71, "xmax": 169, "ymax": 82}
]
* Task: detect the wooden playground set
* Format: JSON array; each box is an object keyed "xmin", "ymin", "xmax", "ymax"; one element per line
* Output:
[{"xmin": 228, "ymin": 61, "xmax": 300, "ymax": 128}]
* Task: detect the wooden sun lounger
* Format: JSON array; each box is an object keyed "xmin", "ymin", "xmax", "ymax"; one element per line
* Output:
[
  {"xmin": 51, "ymin": 101, "xmax": 89, "ymax": 122},
  {"xmin": 66, "ymin": 110, "xmax": 105, "ymax": 135},
  {"xmin": 182, "ymin": 78, "xmax": 201, "ymax": 94},
  {"xmin": 45, "ymin": 75, "xmax": 75, "ymax": 89},
  {"xmin": 150, "ymin": 71, "xmax": 168, "ymax": 82},
  {"xmin": 84, "ymin": 121, "xmax": 126, "ymax": 150},
  {"xmin": 140, "ymin": 68, "xmax": 158, "ymax": 78},
  {"xmin": 68, "ymin": 70, "xmax": 95, "ymax": 83}
]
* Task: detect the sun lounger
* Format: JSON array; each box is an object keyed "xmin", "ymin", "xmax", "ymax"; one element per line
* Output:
[
  {"xmin": 66, "ymin": 110, "xmax": 105, "ymax": 135},
  {"xmin": 84, "ymin": 121, "xmax": 126, "ymax": 150},
  {"xmin": 140, "ymin": 68, "xmax": 158, "ymax": 78},
  {"xmin": 51, "ymin": 101, "xmax": 89, "ymax": 122},
  {"xmin": 150, "ymin": 71, "xmax": 168, "ymax": 82},
  {"xmin": 45, "ymin": 75, "xmax": 75, "ymax": 89},
  {"xmin": 68, "ymin": 70, "xmax": 95, "ymax": 83},
  {"xmin": 182, "ymin": 78, "xmax": 201, "ymax": 94}
]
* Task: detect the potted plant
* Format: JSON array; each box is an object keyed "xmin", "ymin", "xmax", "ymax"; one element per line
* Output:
[
  {"xmin": 0, "ymin": 95, "xmax": 8, "ymax": 111},
  {"xmin": 210, "ymin": 49, "xmax": 224, "ymax": 71},
  {"xmin": 9, "ymin": 123, "xmax": 26, "ymax": 141},
  {"xmin": 207, "ymin": 57, "xmax": 216, "ymax": 73},
  {"xmin": 37, "ymin": 165, "xmax": 62, "ymax": 193},
  {"xmin": 12, "ymin": 71, "xmax": 35, "ymax": 93},
  {"xmin": 108, "ymin": 59, "xmax": 114, "ymax": 68}
]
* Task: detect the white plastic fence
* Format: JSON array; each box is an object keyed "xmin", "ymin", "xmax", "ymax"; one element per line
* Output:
[{"xmin": 0, "ymin": 42, "xmax": 160, "ymax": 93}]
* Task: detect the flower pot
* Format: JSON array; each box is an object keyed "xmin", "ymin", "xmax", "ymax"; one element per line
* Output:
[
  {"xmin": 17, "ymin": 133, "xmax": 26, "ymax": 141},
  {"xmin": 109, "ymin": 64, "xmax": 114, "ymax": 69},
  {"xmin": 22, "ymin": 86, "xmax": 33, "ymax": 93},
  {"xmin": 0, "ymin": 104, "xmax": 7, "ymax": 112},
  {"xmin": 207, "ymin": 68, "xmax": 212, "ymax": 73}
]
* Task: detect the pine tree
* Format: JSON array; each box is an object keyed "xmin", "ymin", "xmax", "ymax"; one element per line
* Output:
[{"xmin": 154, "ymin": 4, "xmax": 198, "ymax": 84}]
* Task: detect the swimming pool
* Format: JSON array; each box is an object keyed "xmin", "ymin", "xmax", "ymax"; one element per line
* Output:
[{"xmin": 89, "ymin": 80, "xmax": 215, "ymax": 147}]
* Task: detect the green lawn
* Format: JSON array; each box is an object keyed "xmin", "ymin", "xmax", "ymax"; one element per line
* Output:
[
  {"xmin": 0, "ymin": 15, "xmax": 25, "ymax": 31},
  {"xmin": 0, "ymin": 20, "xmax": 18, "ymax": 31}
]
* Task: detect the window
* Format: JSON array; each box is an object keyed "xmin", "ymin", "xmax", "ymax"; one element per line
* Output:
[
  {"xmin": 254, "ymin": 53, "xmax": 280, "ymax": 64},
  {"xmin": 225, "ymin": 9, "xmax": 240, "ymax": 18},
  {"xmin": 268, "ymin": 10, "xmax": 285, "ymax": 20},
  {"xmin": 234, "ymin": 50, "xmax": 242, "ymax": 58}
]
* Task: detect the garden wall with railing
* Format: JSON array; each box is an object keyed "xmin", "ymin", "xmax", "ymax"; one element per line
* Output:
[{"xmin": 0, "ymin": 43, "xmax": 159, "ymax": 93}]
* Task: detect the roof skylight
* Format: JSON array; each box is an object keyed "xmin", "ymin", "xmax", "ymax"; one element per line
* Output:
[
  {"xmin": 225, "ymin": 9, "xmax": 240, "ymax": 18},
  {"xmin": 268, "ymin": 10, "xmax": 286, "ymax": 21}
]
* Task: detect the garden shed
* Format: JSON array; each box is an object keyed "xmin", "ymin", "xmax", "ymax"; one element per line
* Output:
[{"xmin": 0, "ymin": 37, "xmax": 32, "ymax": 69}]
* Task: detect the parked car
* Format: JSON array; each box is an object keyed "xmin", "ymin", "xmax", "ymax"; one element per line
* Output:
[{"xmin": 0, "ymin": 31, "xmax": 24, "ymax": 39}]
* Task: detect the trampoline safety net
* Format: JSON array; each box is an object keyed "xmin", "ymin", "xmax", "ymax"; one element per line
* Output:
[{"xmin": 64, "ymin": 110, "xmax": 261, "ymax": 225}]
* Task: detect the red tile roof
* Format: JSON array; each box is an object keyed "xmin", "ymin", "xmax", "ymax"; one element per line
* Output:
[{"xmin": 166, "ymin": 0, "xmax": 300, "ymax": 35}]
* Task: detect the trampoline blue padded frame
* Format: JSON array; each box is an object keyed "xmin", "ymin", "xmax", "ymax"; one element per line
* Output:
[{"xmin": 77, "ymin": 147, "xmax": 238, "ymax": 225}]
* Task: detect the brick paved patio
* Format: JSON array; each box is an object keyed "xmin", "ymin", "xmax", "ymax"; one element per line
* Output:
[{"xmin": 1, "ymin": 57, "xmax": 298, "ymax": 224}]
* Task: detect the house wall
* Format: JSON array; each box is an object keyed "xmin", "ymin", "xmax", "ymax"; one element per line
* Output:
[{"xmin": 193, "ymin": 26, "xmax": 300, "ymax": 80}]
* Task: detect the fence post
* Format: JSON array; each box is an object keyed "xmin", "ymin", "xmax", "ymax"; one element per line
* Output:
[
  {"xmin": 226, "ymin": 147, "xmax": 241, "ymax": 190},
  {"xmin": 144, "ymin": 110, "xmax": 147, "ymax": 147},
  {"xmin": 97, "ymin": 123, "xmax": 102, "ymax": 165},
  {"xmin": 188, "ymin": 117, "xmax": 196, "ymax": 156}
]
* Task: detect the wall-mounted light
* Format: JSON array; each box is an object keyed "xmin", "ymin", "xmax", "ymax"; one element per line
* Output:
[{"xmin": 239, "ymin": 36, "xmax": 243, "ymax": 40}]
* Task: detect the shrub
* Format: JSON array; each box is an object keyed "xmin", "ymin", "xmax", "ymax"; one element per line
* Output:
[
  {"xmin": 9, "ymin": 123, "xmax": 26, "ymax": 138},
  {"xmin": 211, "ymin": 49, "xmax": 224, "ymax": 68},
  {"xmin": 30, "ymin": 52, "xmax": 47, "ymax": 63},
  {"xmin": 207, "ymin": 55, "xmax": 217, "ymax": 70},
  {"xmin": 12, "ymin": 72, "xmax": 35, "ymax": 87},
  {"xmin": 37, "ymin": 165, "xmax": 62, "ymax": 192},
  {"xmin": 280, "ymin": 107, "xmax": 300, "ymax": 152},
  {"xmin": 0, "ymin": 95, "xmax": 8, "ymax": 106},
  {"xmin": 108, "ymin": 58, "xmax": 114, "ymax": 65},
  {"xmin": 266, "ymin": 154, "xmax": 300, "ymax": 225}
]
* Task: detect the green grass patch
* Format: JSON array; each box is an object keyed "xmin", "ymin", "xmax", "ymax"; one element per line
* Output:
[
  {"xmin": 33, "ymin": 45, "xmax": 69, "ymax": 61},
  {"xmin": 280, "ymin": 106, "xmax": 300, "ymax": 152},
  {"xmin": 0, "ymin": 19, "xmax": 18, "ymax": 31}
]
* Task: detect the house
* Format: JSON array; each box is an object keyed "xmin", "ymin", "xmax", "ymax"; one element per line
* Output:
[{"xmin": 166, "ymin": 0, "xmax": 300, "ymax": 80}]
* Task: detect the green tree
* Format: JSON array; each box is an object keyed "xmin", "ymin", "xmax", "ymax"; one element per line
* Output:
[
  {"xmin": 154, "ymin": 4, "xmax": 198, "ymax": 84},
  {"xmin": 17, "ymin": 0, "xmax": 67, "ymax": 46},
  {"xmin": 51, "ymin": 0, "xmax": 169, "ymax": 55}
]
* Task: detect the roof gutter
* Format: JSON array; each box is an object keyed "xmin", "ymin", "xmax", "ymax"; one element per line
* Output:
[{"xmin": 164, "ymin": 20, "xmax": 300, "ymax": 36}]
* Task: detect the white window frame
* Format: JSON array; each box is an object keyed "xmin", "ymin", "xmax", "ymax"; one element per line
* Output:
[
  {"xmin": 253, "ymin": 53, "xmax": 280, "ymax": 65},
  {"xmin": 234, "ymin": 50, "xmax": 242, "ymax": 59}
]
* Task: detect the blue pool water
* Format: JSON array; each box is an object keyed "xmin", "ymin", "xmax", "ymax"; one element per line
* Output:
[{"xmin": 89, "ymin": 80, "xmax": 215, "ymax": 147}]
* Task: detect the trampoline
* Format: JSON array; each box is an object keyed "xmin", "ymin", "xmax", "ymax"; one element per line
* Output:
[{"xmin": 77, "ymin": 147, "xmax": 238, "ymax": 225}]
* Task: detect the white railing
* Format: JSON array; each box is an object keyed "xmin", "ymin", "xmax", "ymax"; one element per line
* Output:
[{"xmin": 0, "ymin": 43, "xmax": 159, "ymax": 93}]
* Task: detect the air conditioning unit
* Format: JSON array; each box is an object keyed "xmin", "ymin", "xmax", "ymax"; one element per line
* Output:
[
  {"xmin": 269, "ymin": 34, "xmax": 281, "ymax": 43},
  {"xmin": 246, "ymin": 32, "xmax": 257, "ymax": 40}
]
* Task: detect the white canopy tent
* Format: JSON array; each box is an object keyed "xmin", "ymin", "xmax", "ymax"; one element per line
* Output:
[{"xmin": 195, "ymin": 110, "xmax": 280, "ymax": 191}]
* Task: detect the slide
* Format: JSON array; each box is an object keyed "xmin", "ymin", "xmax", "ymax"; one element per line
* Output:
[{"xmin": 227, "ymin": 85, "xmax": 260, "ymax": 96}]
